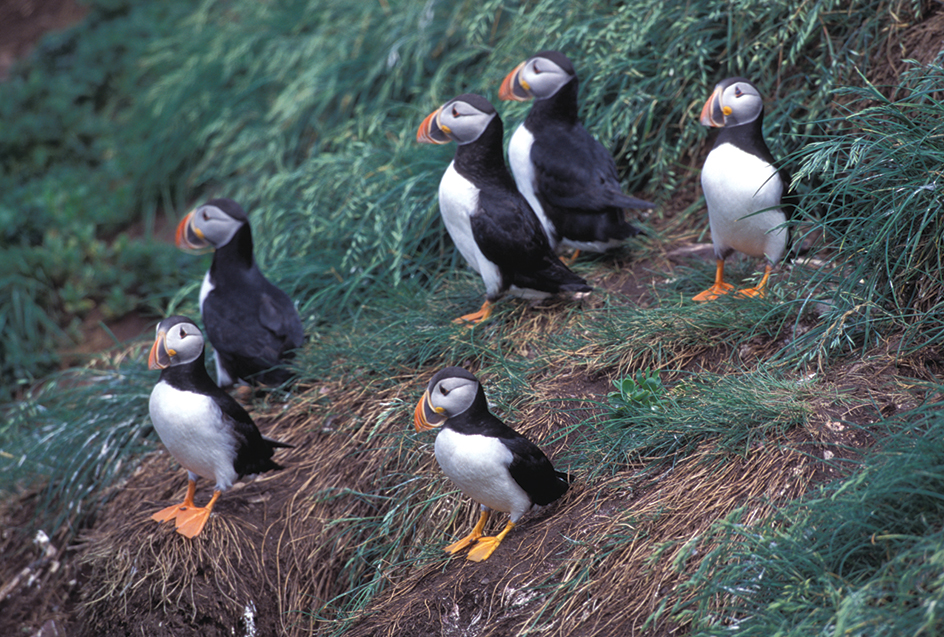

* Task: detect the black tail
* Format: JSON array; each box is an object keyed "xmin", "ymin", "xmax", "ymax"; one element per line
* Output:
[{"xmin": 264, "ymin": 436, "xmax": 294, "ymax": 450}]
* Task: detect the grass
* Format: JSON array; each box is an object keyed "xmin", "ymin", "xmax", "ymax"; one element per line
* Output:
[
  {"xmin": 785, "ymin": 59, "xmax": 944, "ymax": 368},
  {"xmin": 3, "ymin": 0, "xmax": 944, "ymax": 635},
  {"xmin": 668, "ymin": 396, "xmax": 944, "ymax": 636},
  {"xmin": 0, "ymin": 0, "xmax": 907, "ymax": 393}
]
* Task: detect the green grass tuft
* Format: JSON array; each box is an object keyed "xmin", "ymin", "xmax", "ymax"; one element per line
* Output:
[{"xmin": 667, "ymin": 395, "xmax": 944, "ymax": 636}]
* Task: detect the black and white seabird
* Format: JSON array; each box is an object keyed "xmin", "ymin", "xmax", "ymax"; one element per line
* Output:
[
  {"xmin": 147, "ymin": 315, "xmax": 293, "ymax": 538},
  {"xmin": 416, "ymin": 93, "xmax": 591, "ymax": 324},
  {"xmin": 498, "ymin": 50, "xmax": 654, "ymax": 261},
  {"xmin": 176, "ymin": 198, "xmax": 304, "ymax": 386},
  {"xmin": 693, "ymin": 77, "xmax": 789, "ymax": 301},
  {"xmin": 414, "ymin": 366, "xmax": 570, "ymax": 562}
]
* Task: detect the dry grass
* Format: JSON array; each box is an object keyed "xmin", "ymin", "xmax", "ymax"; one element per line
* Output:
[{"xmin": 343, "ymin": 426, "xmax": 814, "ymax": 637}]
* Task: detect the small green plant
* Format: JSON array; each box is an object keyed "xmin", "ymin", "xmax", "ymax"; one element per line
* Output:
[{"xmin": 608, "ymin": 369, "xmax": 665, "ymax": 413}]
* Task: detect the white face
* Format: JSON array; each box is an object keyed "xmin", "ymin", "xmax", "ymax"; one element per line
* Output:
[
  {"xmin": 189, "ymin": 203, "xmax": 244, "ymax": 248},
  {"xmin": 436, "ymin": 98, "xmax": 497, "ymax": 145},
  {"xmin": 719, "ymin": 80, "xmax": 763, "ymax": 126},
  {"xmin": 426, "ymin": 374, "xmax": 479, "ymax": 418},
  {"xmin": 517, "ymin": 55, "xmax": 572, "ymax": 99},
  {"xmin": 152, "ymin": 318, "xmax": 205, "ymax": 368}
]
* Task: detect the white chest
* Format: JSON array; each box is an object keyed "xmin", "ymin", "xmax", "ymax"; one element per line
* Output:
[
  {"xmin": 438, "ymin": 162, "xmax": 503, "ymax": 297},
  {"xmin": 701, "ymin": 142, "xmax": 787, "ymax": 261},
  {"xmin": 434, "ymin": 427, "xmax": 533, "ymax": 521},
  {"xmin": 148, "ymin": 381, "xmax": 239, "ymax": 490},
  {"xmin": 507, "ymin": 125, "xmax": 556, "ymax": 248},
  {"xmin": 198, "ymin": 270, "xmax": 214, "ymax": 316}
]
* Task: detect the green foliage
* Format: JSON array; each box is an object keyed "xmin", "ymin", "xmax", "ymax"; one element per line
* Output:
[
  {"xmin": 608, "ymin": 369, "xmax": 665, "ymax": 413},
  {"xmin": 585, "ymin": 369, "xmax": 813, "ymax": 476},
  {"xmin": 0, "ymin": 231, "xmax": 187, "ymax": 394},
  {"xmin": 789, "ymin": 60, "xmax": 944, "ymax": 365},
  {"xmin": 667, "ymin": 397, "xmax": 944, "ymax": 636},
  {"xmin": 2, "ymin": 0, "xmax": 942, "ymax": 630},
  {"xmin": 1, "ymin": 361, "xmax": 157, "ymax": 538},
  {"xmin": 0, "ymin": 0, "xmax": 195, "ymax": 392},
  {"xmin": 0, "ymin": 0, "xmax": 909, "ymax": 393}
]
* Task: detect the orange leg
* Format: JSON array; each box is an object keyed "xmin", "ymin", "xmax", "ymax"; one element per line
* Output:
[
  {"xmin": 173, "ymin": 490, "xmax": 222, "ymax": 539},
  {"xmin": 737, "ymin": 264, "xmax": 773, "ymax": 299},
  {"xmin": 151, "ymin": 479, "xmax": 198, "ymax": 523},
  {"xmin": 444, "ymin": 509, "xmax": 490, "ymax": 554},
  {"xmin": 559, "ymin": 249, "xmax": 581, "ymax": 266},
  {"xmin": 693, "ymin": 259, "xmax": 734, "ymax": 302},
  {"xmin": 466, "ymin": 520, "xmax": 516, "ymax": 562},
  {"xmin": 454, "ymin": 299, "xmax": 493, "ymax": 325}
]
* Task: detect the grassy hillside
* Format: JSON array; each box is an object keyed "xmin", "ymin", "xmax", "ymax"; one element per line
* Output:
[{"xmin": 2, "ymin": 0, "xmax": 944, "ymax": 635}]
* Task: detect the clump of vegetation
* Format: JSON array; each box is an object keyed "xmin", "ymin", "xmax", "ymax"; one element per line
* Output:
[
  {"xmin": 789, "ymin": 60, "xmax": 944, "ymax": 365},
  {"xmin": 607, "ymin": 369, "xmax": 665, "ymax": 412},
  {"xmin": 2, "ymin": 0, "xmax": 943, "ymax": 635},
  {"xmin": 668, "ymin": 398, "xmax": 944, "ymax": 636},
  {"xmin": 0, "ymin": 0, "xmax": 195, "ymax": 393}
]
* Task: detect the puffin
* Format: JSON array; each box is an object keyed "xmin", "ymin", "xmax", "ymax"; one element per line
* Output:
[
  {"xmin": 498, "ymin": 50, "xmax": 654, "ymax": 260},
  {"xmin": 414, "ymin": 366, "xmax": 570, "ymax": 562},
  {"xmin": 693, "ymin": 77, "xmax": 789, "ymax": 301},
  {"xmin": 176, "ymin": 198, "xmax": 304, "ymax": 386},
  {"xmin": 416, "ymin": 93, "xmax": 591, "ymax": 324},
  {"xmin": 147, "ymin": 315, "xmax": 293, "ymax": 538}
]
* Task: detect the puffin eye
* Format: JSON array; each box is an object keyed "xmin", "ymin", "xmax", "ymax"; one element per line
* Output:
[
  {"xmin": 179, "ymin": 327, "xmax": 187, "ymax": 338},
  {"xmin": 451, "ymin": 106, "xmax": 459, "ymax": 117},
  {"xmin": 439, "ymin": 385, "xmax": 449, "ymax": 396},
  {"xmin": 533, "ymin": 62, "xmax": 541, "ymax": 74},
  {"xmin": 202, "ymin": 210, "xmax": 210, "ymax": 221},
  {"xmin": 734, "ymin": 86, "xmax": 743, "ymax": 98}
]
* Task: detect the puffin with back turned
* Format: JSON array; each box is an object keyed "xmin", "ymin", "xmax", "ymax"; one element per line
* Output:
[
  {"xmin": 414, "ymin": 366, "xmax": 570, "ymax": 562},
  {"xmin": 693, "ymin": 77, "xmax": 789, "ymax": 301},
  {"xmin": 499, "ymin": 50, "xmax": 654, "ymax": 261},
  {"xmin": 147, "ymin": 315, "xmax": 293, "ymax": 538},
  {"xmin": 176, "ymin": 198, "xmax": 304, "ymax": 386},
  {"xmin": 417, "ymin": 93, "xmax": 591, "ymax": 324}
]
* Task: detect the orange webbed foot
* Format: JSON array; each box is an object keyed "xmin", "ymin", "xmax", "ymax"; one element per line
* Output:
[
  {"xmin": 735, "ymin": 286, "xmax": 765, "ymax": 299},
  {"xmin": 444, "ymin": 509, "xmax": 489, "ymax": 554},
  {"xmin": 558, "ymin": 249, "xmax": 581, "ymax": 267},
  {"xmin": 465, "ymin": 521, "xmax": 515, "ymax": 562},
  {"xmin": 174, "ymin": 507, "xmax": 212, "ymax": 538},
  {"xmin": 173, "ymin": 490, "xmax": 221, "ymax": 538},
  {"xmin": 152, "ymin": 479, "xmax": 199, "ymax": 524},
  {"xmin": 692, "ymin": 282, "xmax": 734, "ymax": 302},
  {"xmin": 693, "ymin": 259, "xmax": 733, "ymax": 302},
  {"xmin": 453, "ymin": 300, "xmax": 493, "ymax": 326},
  {"xmin": 735, "ymin": 265, "xmax": 773, "ymax": 299},
  {"xmin": 151, "ymin": 503, "xmax": 197, "ymax": 523}
]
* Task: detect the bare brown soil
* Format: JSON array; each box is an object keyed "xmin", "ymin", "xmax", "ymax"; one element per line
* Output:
[{"xmin": 0, "ymin": 0, "xmax": 86, "ymax": 80}]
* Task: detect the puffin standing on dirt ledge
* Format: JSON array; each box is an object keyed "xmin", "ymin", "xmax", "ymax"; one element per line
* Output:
[
  {"xmin": 417, "ymin": 93, "xmax": 591, "ymax": 324},
  {"xmin": 148, "ymin": 315, "xmax": 293, "ymax": 538},
  {"xmin": 498, "ymin": 50, "xmax": 654, "ymax": 261},
  {"xmin": 176, "ymin": 198, "xmax": 304, "ymax": 386},
  {"xmin": 414, "ymin": 366, "xmax": 570, "ymax": 562},
  {"xmin": 693, "ymin": 77, "xmax": 789, "ymax": 301}
]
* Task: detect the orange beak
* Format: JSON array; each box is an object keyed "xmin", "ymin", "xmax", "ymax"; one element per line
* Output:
[
  {"xmin": 498, "ymin": 61, "xmax": 530, "ymax": 101},
  {"xmin": 414, "ymin": 389, "xmax": 446, "ymax": 432},
  {"xmin": 175, "ymin": 211, "xmax": 210, "ymax": 250},
  {"xmin": 700, "ymin": 85, "xmax": 730, "ymax": 128},
  {"xmin": 417, "ymin": 107, "xmax": 451, "ymax": 144},
  {"xmin": 148, "ymin": 330, "xmax": 175, "ymax": 370}
]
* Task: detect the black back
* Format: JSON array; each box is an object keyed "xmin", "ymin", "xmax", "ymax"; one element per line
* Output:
[
  {"xmin": 158, "ymin": 348, "xmax": 293, "ymax": 477},
  {"xmin": 443, "ymin": 381, "xmax": 569, "ymax": 506},
  {"xmin": 203, "ymin": 222, "xmax": 305, "ymax": 385},
  {"xmin": 523, "ymin": 75, "xmax": 650, "ymax": 244},
  {"xmin": 451, "ymin": 112, "xmax": 591, "ymax": 298}
]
